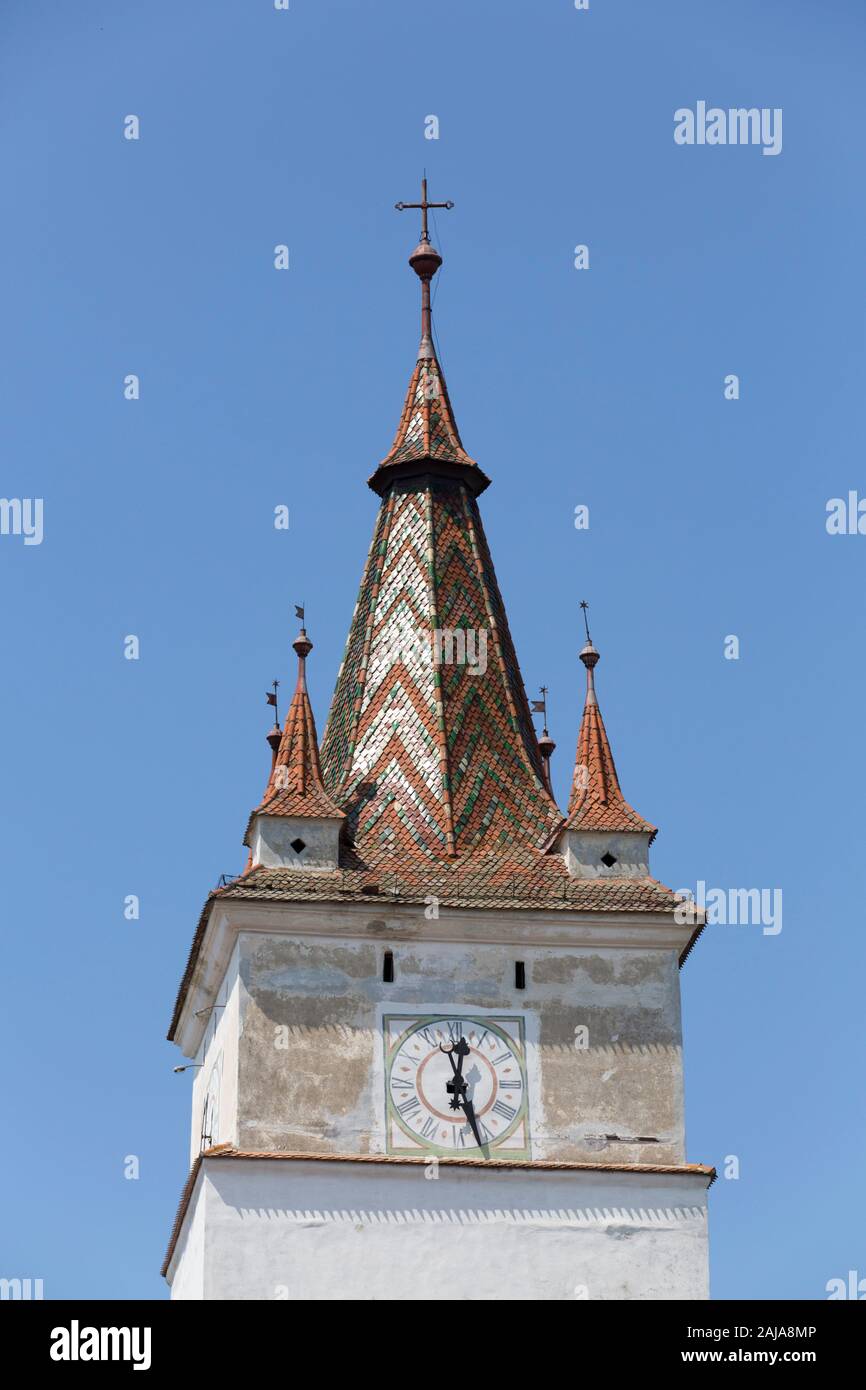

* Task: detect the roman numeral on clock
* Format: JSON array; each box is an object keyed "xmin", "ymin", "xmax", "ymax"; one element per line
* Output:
[
  {"xmin": 395, "ymin": 1096, "xmax": 421, "ymax": 1118},
  {"xmin": 419, "ymin": 1115, "xmax": 439, "ymax": 1140},
  {"xmin": 498, "ymin": 1079, "xmax": 522, "ymax": 1089},
  {"xmin": 491, "ymin": 1100, "xmax": 517, "ymax": 1121}
]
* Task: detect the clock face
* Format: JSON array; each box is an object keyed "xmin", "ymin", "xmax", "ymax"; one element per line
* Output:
[{"xmin": 384, "ymin": 1014, "xmax": 530, "ymax": 1158}]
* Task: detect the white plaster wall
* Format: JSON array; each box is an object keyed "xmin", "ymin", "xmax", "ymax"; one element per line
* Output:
[
  {"xmin": 563, "ymin": 830, "xmax": 651, "ymax": 879},
  {"xmin": 251, "ymin": 815, "xmax": 341, "ymax": 870},
  {"xmin": 169, "ymin": 1159, "xmax": 710, "ymax": 1301},
  {"xmin": 167, "ymin": 1170, "xmax": 206, "ymax": 1300}
]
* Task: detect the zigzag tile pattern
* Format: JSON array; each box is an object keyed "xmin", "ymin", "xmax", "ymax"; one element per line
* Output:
[
  {"xmin": 380, "ymin": 352, "xmax": 476, "ymax": 470},
  {"xmin": 320, "ymin": 479, "xmax": 561, "ymax": 860}
]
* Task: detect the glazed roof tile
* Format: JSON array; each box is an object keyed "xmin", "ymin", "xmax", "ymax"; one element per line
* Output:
[
  {"xmin": 378, "ymin": 348, "xmax": 476, "ymax": 471},
  {"xmin": 320, "ymin": 476, "xmax": 562, "ymax": 860}
]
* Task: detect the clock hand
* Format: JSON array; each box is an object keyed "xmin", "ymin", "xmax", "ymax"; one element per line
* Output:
[
  {"xmin": 460, "ymin": 1097, "xmax": 486, "ymax": 1151},
  {"xmin": 441, "ymin": 1038, "xmax": 468, "ymax": 1078},
  {"xmin": 441, "ymin": 1038, "xmax": 469, "ymax": 1110},
  {"xmin": 445, "ymin": 1061, "xmax": 466, "ymax": 1110}
]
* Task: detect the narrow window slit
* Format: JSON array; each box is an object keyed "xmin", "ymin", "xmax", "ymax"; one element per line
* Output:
[
  {"xmin": 515, "ymin": 961, "xmax": 526, "ymax": 990},
  {"xmin": 382, "ymin": 950, "xmax": 394, "ymax": 983}
]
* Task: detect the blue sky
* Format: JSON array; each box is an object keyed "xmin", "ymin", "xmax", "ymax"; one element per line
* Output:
[{"xmin": 1, "ymin": 0, "xmax": 864, "ymax": 1300}]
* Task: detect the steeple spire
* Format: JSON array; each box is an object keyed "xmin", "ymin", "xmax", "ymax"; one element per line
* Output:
[
  {"xmin": 322, "ymin": 196, "xmax": 560, "ymax": 859},
  {"xmin": 565, "ymin": 610, "xmax": 656, "ymax": 838},
  {"xmin": 368, "ymin": 179, "xmax": 490, "ymax": 496}
]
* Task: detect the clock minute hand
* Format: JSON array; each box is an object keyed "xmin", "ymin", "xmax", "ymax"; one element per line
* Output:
[
  {"xmin": 441, "ymin": 1038, "xmax": 485, "ymax": 1147},
  {"xmin": 460, "ymin": 1097, "xmax": 486, "ymax": 1152}
]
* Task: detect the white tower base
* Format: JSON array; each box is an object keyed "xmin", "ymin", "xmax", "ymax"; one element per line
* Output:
[{"xmin": 165, "ymin": 1152, "xmax": 711, "ymax": 1301}]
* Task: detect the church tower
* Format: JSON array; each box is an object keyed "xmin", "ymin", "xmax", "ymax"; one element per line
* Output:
[{"xmin": 163, "ymin": 184, "xmax": 712, "ymax": 1301}]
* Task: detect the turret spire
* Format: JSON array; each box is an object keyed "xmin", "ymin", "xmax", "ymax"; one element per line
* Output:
[
  {"xmin": 248, "ymin": 616, "xmax": 344, "ymax": 831},
  {"xmin": 565, "ymin": 610, "xmax": 656, "ymax": 837}
]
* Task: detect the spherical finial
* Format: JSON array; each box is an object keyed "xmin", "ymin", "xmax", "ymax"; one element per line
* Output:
[
  {"xmin": 408, "ymin": 239, "xmax": 443, "ymax": 281},
  {"xmin": 579, "ymin": 640, "xmax": 599, "ymax": 670},
  {"xmin": 293, "ymin": 629, "xmax": 313, "ymax": 662},
  {"xmin": 266, "ymin": 725, "xmax": 282, "ymax": 756}
]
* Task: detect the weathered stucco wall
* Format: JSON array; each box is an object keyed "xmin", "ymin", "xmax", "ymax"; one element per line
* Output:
[
  {"xmin": 168, "ymin": 1158, "xmax": 710, "ymax": 1301},
  {"xmin": 190, "ymin": 941, "xmax": 240, "ymax": 1164},
  {"xmin": 234, "ymin": 928, "xmax": 685, "ymax": 1165}
]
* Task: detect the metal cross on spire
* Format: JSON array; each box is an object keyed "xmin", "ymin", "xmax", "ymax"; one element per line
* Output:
[
  {"xmin": 395, "ymin": 178, "xmax": 454, "ymax": 347},
  {"xmin": 395, "ymin": 176, "xmax": 454, "ymax": 243}
]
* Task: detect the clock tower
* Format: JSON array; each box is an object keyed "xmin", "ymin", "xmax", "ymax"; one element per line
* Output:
[{"xmin": 163, "ymin": 185, "xmax": 712, "ymax": 1301}]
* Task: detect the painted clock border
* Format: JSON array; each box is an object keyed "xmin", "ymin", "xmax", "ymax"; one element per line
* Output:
[{"xmin": 383, "ymin": 1012, "xmax": 531, "ymax": 1159}]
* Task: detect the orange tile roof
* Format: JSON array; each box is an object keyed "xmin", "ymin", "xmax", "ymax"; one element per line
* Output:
[
  {"xmin": 247, "ymin": 630, "xmax": 344, "ymax": 835},
  {"xmin": 565, "ymin": 643, "xmax": 656, "ymax": 839},
  {"xmin": 227, "ymin": 857, "xmax": 680, "ymax": 913}
]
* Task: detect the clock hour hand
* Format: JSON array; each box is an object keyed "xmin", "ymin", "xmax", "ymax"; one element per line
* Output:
[{"xmin": 441, "ymin": 1038, "xmax": 469, "ymax": 1111}]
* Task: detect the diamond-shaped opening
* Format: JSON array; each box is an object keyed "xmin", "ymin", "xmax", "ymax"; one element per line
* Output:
[
  {"xmin": 290, "ymin": 838, "xmax": 306, "ymax": 855},
  {"xmin": 600, "ymin": 851, "xmax": 617, "ymax": 868}
]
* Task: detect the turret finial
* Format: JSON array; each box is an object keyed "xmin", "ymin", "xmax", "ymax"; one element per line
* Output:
[
  {"xmin": 532, "ymin": 685, "xmax": 556, "ymax": 796},
  {"xmin": 292, "ymin": 604, "xmax": 312, "ymax": 669},
  {"xmin": 265, "ymin": 679, "xmax": 282, "ymax": 766},
  {"xmin": 578, "ymin": 600, "xmax": 599, "ymax": 694}
]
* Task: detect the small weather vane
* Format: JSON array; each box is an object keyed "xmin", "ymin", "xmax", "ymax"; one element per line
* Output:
[
  {"xmin": 265, "ymin": 679, "xmax": 280, "ymax": 725},
  {"xmin": 530, "ymin": 686, "xmax": 549, "ymax": 733}
]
